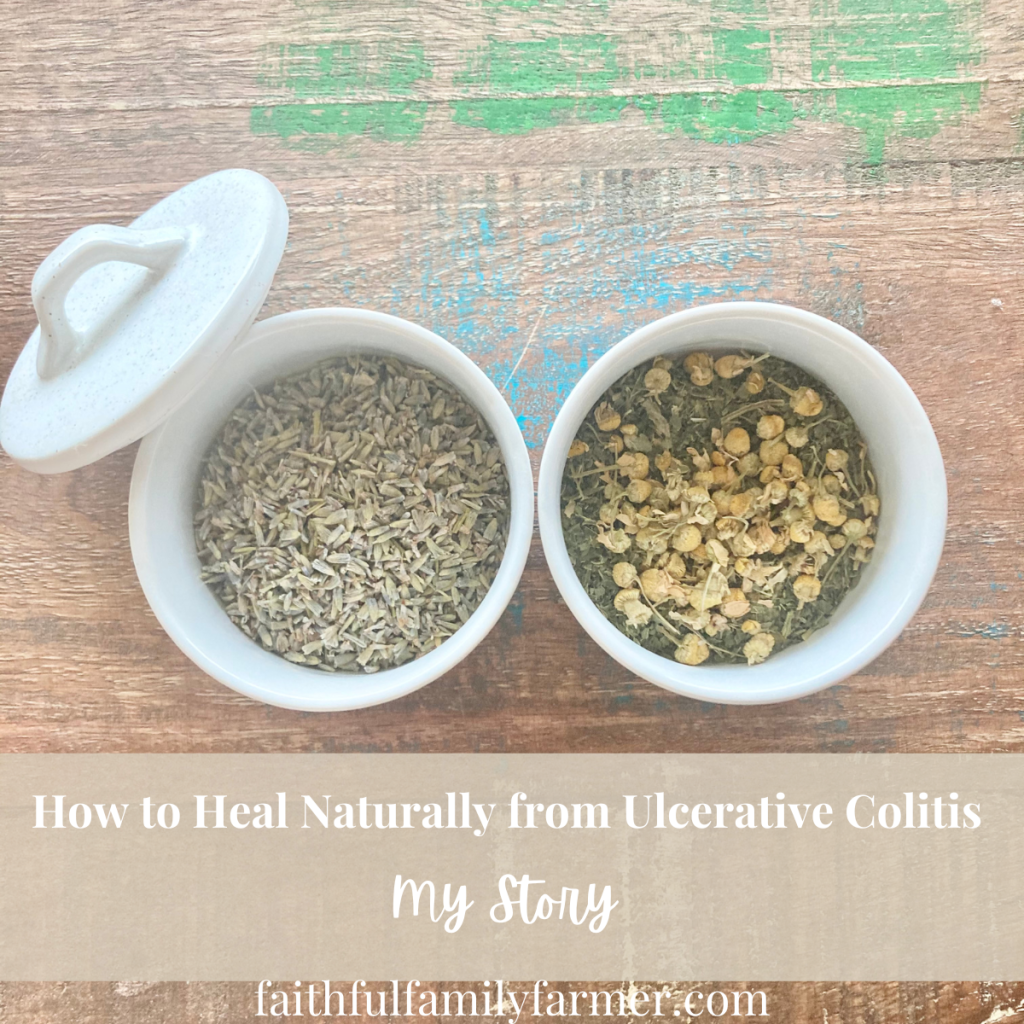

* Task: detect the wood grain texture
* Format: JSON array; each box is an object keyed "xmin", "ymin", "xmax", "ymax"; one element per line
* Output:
[
  {"xmin": 1, "ymin": 0, "xmax": 1023, "ymax": 757},
  {"xmin": 1, "ymin": 982, "xmax": 1023, "ymax": 1024},
  {"xmin": 1, "ymin": 2, "xmax": 1023, "ymax": 1017}
]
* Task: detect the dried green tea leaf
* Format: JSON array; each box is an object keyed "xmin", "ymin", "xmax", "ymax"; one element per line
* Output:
[{"xmin": 560, "ymin": 353, "xmax": 880, "ymax": 665}]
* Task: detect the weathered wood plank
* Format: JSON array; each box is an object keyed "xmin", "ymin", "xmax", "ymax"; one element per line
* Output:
[
  {"xmin": 1, "ymin": 981, "xmax": 1023, "ymax": 1024},
  {"xmin": 1, "ymin": 0, "xmax": 1022, "ymax": 1016},
  {"xmin": 1, "ymin": 2, "xmax": 1023, "ymax": 752}
]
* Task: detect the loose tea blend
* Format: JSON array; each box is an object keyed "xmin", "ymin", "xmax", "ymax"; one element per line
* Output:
[
  {"xmin": 195, "ymin": 356, "xmax": 510, "ymax": 673},
  {"xmin": 561, "ymin": 352, "xmax": 880, "ymax": 666}
]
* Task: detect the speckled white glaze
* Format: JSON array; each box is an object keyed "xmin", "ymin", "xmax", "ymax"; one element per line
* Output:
[
  {"xmin": 537, "ymin": 302, "xmax": 947, "ymax": 705},
  {"xmin": 0, "ymin": 169, "xmax": 288, "ymax": 473},
  {"xmin": 129, "ymin": 309, "xmax": 534, "ymax": 712}
]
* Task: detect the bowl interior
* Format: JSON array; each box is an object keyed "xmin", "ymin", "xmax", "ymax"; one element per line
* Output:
[
  {"xmin": 129, "ymin": 308, "xmax": 534, "ymax": 711},
  {"xmin": 538, "ymin": 303, "xmax": 946, "ymax": 704}
]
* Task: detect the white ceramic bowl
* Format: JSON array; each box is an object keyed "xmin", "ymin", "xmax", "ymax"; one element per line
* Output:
[
  {"xmin": 537, "ymin": 302, "xmax": 946, "ymax": 705},
  {"xmin": 129, "ymin": 309, "xmax": 534, "ymax": 711}
]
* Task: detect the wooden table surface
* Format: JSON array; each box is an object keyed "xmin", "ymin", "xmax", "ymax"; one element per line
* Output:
[{"xmin": 1, "ymin": 0, "xmax": 1022, "ymax": 1018}]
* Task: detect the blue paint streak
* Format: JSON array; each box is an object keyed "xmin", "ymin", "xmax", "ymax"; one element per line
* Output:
[
  {"xmin": 506, "ymin": 590, "xmax": 524, "ymax": 634},
  {"xmin": 344, "ymin": 183, "xmax": 865, "ymax": 448},
  {"xmin": 957, "ymin": 622, "xmax": 1011, "ymax": 640}
]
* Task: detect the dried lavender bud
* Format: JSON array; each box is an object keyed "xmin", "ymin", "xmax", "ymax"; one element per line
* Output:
[{"xmin": 195, "ymin": 355, "xmax": 510, "ymax": 674}]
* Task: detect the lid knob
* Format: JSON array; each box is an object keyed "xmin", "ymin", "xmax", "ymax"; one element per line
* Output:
[
  {"xmin": 32, "ymin": 224, "xmax": 189, "ymax": 380},
  {"xmin": 0, "ymin": 168, "xmax": 289, "ymax": 474}
]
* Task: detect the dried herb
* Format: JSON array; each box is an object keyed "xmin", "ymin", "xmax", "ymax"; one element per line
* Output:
[
  {"xmin": 561, "ymin": 352, "xmax": 880, "ymax": 666},
  {"xmin": 195, "ymin": 356, "xmax": 510, "ymax": 673}
]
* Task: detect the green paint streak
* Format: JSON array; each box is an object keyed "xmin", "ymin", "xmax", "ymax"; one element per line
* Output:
[
  {"xmin": 249, "ymin": 0, "xmax": 985, "ymax": 164},
  {"xmin": 651, "ymin": 91, "xmax": 800, "ymax": 143},
  {"xmin": 812, "ymin": 0, "xmax": 981, "ymax": 82},
  {"xmin": 809, "ymin": 0, "xmax": 982, "ymax": 162},
  {"xmin": 451, "ymin": 95, "xmax": 628, "ymax": 133},
  {"xmin": 258, "ymin": 41, "xmax": 431, "ymax": 98},
  {"xmin": 450, "ymin": 34, "xmax": 625, "ymax": 133},
  {"xmin": 250, "ymin": 101, "xmax": 429, "ymax": 142},
  {"xmin": 455, "ymin": 35, "xmax": 621, "ymax": 93},
  {"xmin": 252, "ymin": 39, "xmax": 431, "ymax": 145},
  {"xmin": 708, "ymin": 28, "xmax": 773, "ymax": 86},
  {"xmin": 825, "ymin": 82, "xmax": 981, "ymax": 163}
]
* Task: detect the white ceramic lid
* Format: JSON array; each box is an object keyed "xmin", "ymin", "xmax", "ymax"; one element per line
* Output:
[{"xmin": 0, "ymin": 168, "xmax": 289, "ymax": 473}]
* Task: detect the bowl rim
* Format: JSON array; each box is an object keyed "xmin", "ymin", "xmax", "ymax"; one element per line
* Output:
[
  {"xmin": 537, "ymin": 300, "xmax": 947, "ymax": 705},
  {"xmin": 129, "ymin": 307, "xmax": 534, "ymax": 712}
]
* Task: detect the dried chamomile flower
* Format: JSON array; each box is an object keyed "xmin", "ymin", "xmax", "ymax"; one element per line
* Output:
[
  {"xmin": 688, "ymin": 570, "xmax": 730, "ymax": 611},
  {"xmin": 614, "ymin": 589, "xmax": 653, "ymax": 628},
  {"xmin": 723, "ymin": 427, "xmax": 751, "ymax": 457},
  {"xmin": 675, "ymin": 633, "xmax": 710, "ymax": 666},
  {"xmin": 757, "ymin": 414, "xmax": 785, "ymax": 440},
  {"xmin": 789, "ymin": 514, "xmax": 815, "ymax": 545},
  {"xmin": 706, "ymin": 538, "xmax": 730, "ymax": 565},
  {"xmin": 640, "ymin": 568, "xmax": 679, "ymax": 603},
  {"xmin": 804, "ymin": 531, "xmax": 834, "ymax": 556},
  {"xmin": 736, "ymin": 452, "xmax": 761, "ymax": 477},
  {"xmin": 780, "ymin": 454, "xmax": 804, "ymax": 481},
  {"xmin": 597, "ymin": 529, "xmax": 632, "ymax": 553},
  {"xmin": 744, "ymin": 370, "xmax": 765, "ymax": 395},
  {"xmin": 684, "ymin": 352, "xmax": 714, "ymax": 387},
  {"xmin": 825, "ymin": 449, "xmax": 849, "ymax": 472},
  {"xmin": 635, "ymin": 526, "xmax": 669, "ymax": 555},
  {"xmin": 790, "ymin": 386, "xmax": 824, "ymax": 417},
  {"xmin": 748, "ymin": 520, "xmax": 776, "ymax": 554},
  {"xmin": 743, "ymin": 631, "xmax": 776, "ymax": 665},
  {"xmin": 627, "ymin": 478, "xmax": 653, "ymax": 504},
  {"xmin": 764, "ymin": 478, "xmax": 789, "ymax": 504},
  {"xmin": 644, "ymin": 367, "xmax": 672, "ymax": 395},
  {"xmin": 721, "ymin": 588, "xmax": 751, "ymax": 619},
  {"xmin": 612, "ymin": 562, "xmax": 638, "ymax": 588},
  {"xmin": 785, "ymin": 425, "xmax": 809, "ymax": 448},
  {"xmin": 655, "ymin": 450, "xmax": 679, "ymax": 474},
  {"xmin": 672, "ymin": 524, "xmax": 703, "ymax": 553},
  {"xmin": 666, "ymin": 552, "xmax": 687, "ymax": 577},
  {"xmin": 760, "ymin": 438, "xmax": 789, "ymax": 467},
  {"xmin": 710, "ymin": 464, "xmax": 737, "ymax": 488},
  {"xmin": 618, "ymin": 451, "xmax": 650, "ymax": 480},
  {"xmin": 560, "ymin": 351, "xmax": 880, "ymax": 669},
  {"xmin": 812, "ymin": 494, "xmax": 846, "ymax": 528},
  {"xmin": 842, "ymin": 518, "xmax": 869, "ymax": 542},
  {"xmin": 793, "ymin": 574, "xmax": 822, "ymax": 603},
  {"xmin": 727, "ymin": 490, "xmax": 754, "ymax": 519},
  {"xmin": 568, "ymin": 439, "xmax": 589, "ymax": 458},
  {"xmin": 715, "ymin": 517, "xmax": 743, "ymax": 541},
  {"xmin": 731, "ymin": 531, "xmax": 759, "ymax": 558},
  {"xmin": 595, "ymin": 402, "xmax": 621, "ymax": 432},
  {"xmin": 715, "ymin": 354, "xmax": 754, "ymax": 379}
]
